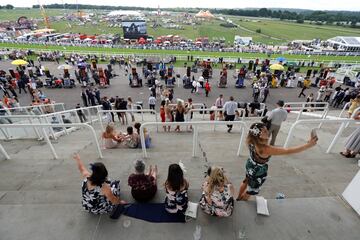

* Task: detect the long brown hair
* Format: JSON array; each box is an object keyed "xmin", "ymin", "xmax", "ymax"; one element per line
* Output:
[
  {"xmin": 207, "ymin": 167, "xmax": 227, "ymax": 194},
  {"xmin": 246, "ymin": 123, "xmax": 268, "ymax": 148}
]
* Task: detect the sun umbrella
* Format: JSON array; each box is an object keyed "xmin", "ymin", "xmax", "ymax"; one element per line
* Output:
[
  {"xmin": 57, "ymin": 64, "xmax": 73, "ymax": 70},
  {"xmin": 270, "ymin": 63, "xmax": 285, "ymax": 71},
  {"xmin": 11, "ymin": 59, "xmax": 29, "ymax": 65},
  {"xmin": 77, "ymin": 62, "xmax": 87, "ymax": 68},
  {"xmin": 276, "ymin": 56, "xmax": 286, "ymax": 62}
]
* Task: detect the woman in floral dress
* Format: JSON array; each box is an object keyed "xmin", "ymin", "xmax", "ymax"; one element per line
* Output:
[
  {"xmin": 73, "ymin": 154, "xmax": 126, "ymax": 214},
  {"xmin": 200, "ymin": 166, "xmax": 234, "ymax": 217},
  {"xmin": 164, "ymin": 164, "xmax": 189, "ymax": 214},
  {"xmin": 237, "ymin": 123, "xmax": 318, "ymax": 201}
]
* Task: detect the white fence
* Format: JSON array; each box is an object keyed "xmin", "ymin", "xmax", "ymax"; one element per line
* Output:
[
  {"xmin": 0, "ymin": 123, "xmax": 102, "ymax": 160},
  {"xmin": 283, "ymin": 118, "xmax": 358, "ymax": 153},
  {"xmin": 139, "ymin": 121, "xmax": 247, "ymax": 158}
]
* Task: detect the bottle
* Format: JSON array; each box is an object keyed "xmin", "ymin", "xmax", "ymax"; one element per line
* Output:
[{"xmin": 276, "ymin": 192, "xmax": 285, "ymax": 199}]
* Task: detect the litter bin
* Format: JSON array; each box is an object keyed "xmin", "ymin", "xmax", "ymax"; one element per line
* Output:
[{"xmin": 136, "ymin": 101, "xmax": 143, "ymax": 113}]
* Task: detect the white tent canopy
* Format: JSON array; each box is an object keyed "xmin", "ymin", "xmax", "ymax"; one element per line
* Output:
[{"xmin": 108, "ymin": 10, "xmax": 142, "ymax": 17}]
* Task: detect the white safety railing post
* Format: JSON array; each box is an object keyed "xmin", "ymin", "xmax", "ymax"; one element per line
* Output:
[
  {"xmin": 192, "ymin": 126, "xmax": 199, "ymax": 157},
  {"xmin": 85, "ymin": 123, "xmax": 103, "ymax": 159},
  {"xmin": 140, "ymin": 125, "xmax": 147, "ymax": 158},
  {"xmin": 0, "ymin": 143, "xmax": 10, "ymax": 160},
  {"xmin": 339, "ymin": 102, "xmax": 350, "ymax": 118},
  {"xmin": 44, "ymin": 116, "xmax": 56, "ymax": 140},
  {"xmin": 41, "ymin": 127, "xmax": 58, "ymax": 159},
  {"xmin": 57, "ymin": 113, "xmax": 68, "ymax": 135},
  {"xmin": 318, "ymin": 108, "xmax": 329, "ymax": 129},
  {"xmin": 98, "ymin": 108, "xmax": 105, "ymax": 131},
  {"xmin": 28, "ymin": 117, "xmax": 42, "ymax": 139},
  {"xmin": 284, "ymin": 122, "xmax": 297, "ymax": 148},
  {"xmin": 326, "ymin": 122, "xmax": 345, "ymax": 153},
  {"xmin": 237, "ymin": 125, "xmax": 246, "ymax": 156}
]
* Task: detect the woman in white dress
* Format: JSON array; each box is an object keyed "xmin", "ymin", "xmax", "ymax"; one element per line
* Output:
[{"xmin": 102, "ymin": 123, "xmax": 123, "ymax": 149}]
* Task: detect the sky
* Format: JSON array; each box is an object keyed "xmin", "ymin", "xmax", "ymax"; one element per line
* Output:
[{"xmin": 1, "ymin": 0, "xmax": 360, "ymax": 11}]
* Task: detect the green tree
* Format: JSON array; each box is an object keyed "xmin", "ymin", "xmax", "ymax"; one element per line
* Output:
[{"xmin": 5, "ymin": 4, "xmax": 14, "ymax": 9}]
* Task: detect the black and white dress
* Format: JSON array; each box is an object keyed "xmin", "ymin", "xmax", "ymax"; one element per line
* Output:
[
  {"xmin": 345, "ymin": 127, "xmax": 360, "ymax": 153},
  {"xmin": 81, "ymin": 179, "xmax": 120, "ymax": 214}
]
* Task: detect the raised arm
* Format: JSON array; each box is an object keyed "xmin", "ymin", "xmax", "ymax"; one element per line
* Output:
[
  {"xmin": 102, "ymin": 184, "xmax": 126, "ymax": 205},
  {"xmin": 73, "ymin": 153, "xmax": 91, "ymax": 178},
  {"xmin": 262, "ymin": 135, "xmax": 317, "ymax": 156}
]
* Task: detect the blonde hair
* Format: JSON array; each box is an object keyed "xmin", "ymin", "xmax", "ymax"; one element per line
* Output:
[
  {"xmin": 207, "ymin": 167, "xmax": 227, "ymax": 194},
  {"xmin": 105, "ymin": 123, "xmax": 115, "ymax": 135}
]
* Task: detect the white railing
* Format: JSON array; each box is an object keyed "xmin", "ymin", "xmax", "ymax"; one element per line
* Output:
[
  {"xmin": 98, "ymin": 109, "xmax": 158, "ymax": 132},
  {"xmin": 0, "ymin": 123, "xmax": 102, "ymax": 160},
  {"xmin": 0, "ymin": 115, "xmax": 46, "ymax": 140},
  {"xmin": 139, "ymin": 121, "xmax": 247, "ymax": 158},
  {"xmin": 169, "ymin": 103, "xmax": 206, "ymax": 119},
  {"xmin": 7, "ymin": 103, "xmax": 66, "ymax": 115},
  {"xmin": 0, "ymin": 105, "xmax": 103, "ymax": 140},
  {"xmin": 285, "ymin": 102, "xmax": 329, "ymax": 121},
  {"xmin": 339, "ymin": 102, "xmax": 351, "ymax": 118},
  {"xmin": 283, "ymin": 118, "xmax": 358, "ymax": 153}
]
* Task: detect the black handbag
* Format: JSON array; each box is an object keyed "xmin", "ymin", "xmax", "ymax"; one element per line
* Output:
[{"xmin": 109, "ymin": 204, "xmax": 131, "ymax": 219}]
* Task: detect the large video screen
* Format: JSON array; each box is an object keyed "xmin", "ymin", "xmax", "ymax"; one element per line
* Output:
[{"xmin": 122, "ymin": 21, "xmax": 147, "ymax": 39}]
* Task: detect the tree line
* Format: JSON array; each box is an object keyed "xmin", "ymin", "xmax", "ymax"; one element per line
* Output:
[
  {"xmin": 0, "ymin": 4, "xmax": 14, "ymax": 9},
  {"xmin": 31, "ymin": 4, "xmax": 360, "ymax": 25}
]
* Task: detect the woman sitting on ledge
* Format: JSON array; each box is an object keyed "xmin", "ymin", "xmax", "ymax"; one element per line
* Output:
[
  {"xmin": 199, "ymin": 166, "xmax": 234, "ymax": 217},
  {"xmin": 122, "ymin": 126, "xmax": 139, "ymax": 149},
  {"xmin": 134, "ymin": 122, "xmax": 151, "ymax": 148},
  {"xmin": 73, "ymin": 153, "xmax": 126, "ymax": 214},
  {"xmin": 128, "ymin": 160, "xmax": 157, "ymax": 202},
  {"xmin": 102, "ymin": 123, "xmax": 123, "ymax": 149},
  {"xmin": 164, "ymin": 164, "xmax": 189, "ymax": 214}
]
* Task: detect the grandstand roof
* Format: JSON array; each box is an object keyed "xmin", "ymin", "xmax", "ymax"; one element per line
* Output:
[{"xmin": 327, "ymin": 36, "xmax": 360, "ymax": 47}]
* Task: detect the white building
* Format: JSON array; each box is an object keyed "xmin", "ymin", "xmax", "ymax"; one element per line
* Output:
[
  {"xmin": 327, "ymin": 36, "xmax": 360, "ymax": 52},
  {"xmin": 234, "ymin": 36, "xmax": 252, "ymax": 46}
]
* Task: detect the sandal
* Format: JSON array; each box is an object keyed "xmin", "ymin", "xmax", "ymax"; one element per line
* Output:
[{"xmin": 340, "ymin": 152, "xmax": 351, "ymax": 157}]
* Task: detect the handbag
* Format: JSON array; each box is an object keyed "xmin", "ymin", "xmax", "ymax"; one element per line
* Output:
[{"xmin": 109, "ymin": 204, "xmax": 131, "ymax": 219}]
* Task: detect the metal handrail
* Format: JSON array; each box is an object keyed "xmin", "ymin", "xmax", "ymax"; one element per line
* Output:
[
  {"xmin": 98, "ymin": 109, "xmax": 158, "ymax": 132},
  {"xmin": 339, "ymin": 102, "xmax": 351, "ymax": 118},
  {"xmin": 283, "ymin": 118, "xmax": 358, "ymax": 153},
  {"xmin": 0, "ymin": 105, "xmax": 103, "ymax": 139},
  {"xmin": 285, "ymin": 101, "xmax": 329, "ymax": 122},
  {"xmin": 139, "ymin": 121, "xmax": 247, "ymax": 158},
  {"xmin": 0, "ymin": 123, "xmax": 102, "ymax": 160},
  {"xmin": 6, "ymin": 103, "xmax": 66, "ymax": 113}
]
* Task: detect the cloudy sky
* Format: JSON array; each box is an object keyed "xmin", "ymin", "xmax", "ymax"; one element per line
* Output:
[{"xmin": 1, "ymin": 0, "xmax": 360, "ymax": 11}]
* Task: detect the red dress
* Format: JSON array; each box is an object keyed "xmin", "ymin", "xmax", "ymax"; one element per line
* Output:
[{"xmin": 160, "ymin": 106, "xmax": 166, "ymax": 122}]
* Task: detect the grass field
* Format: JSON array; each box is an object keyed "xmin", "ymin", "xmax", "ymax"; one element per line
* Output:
[
  {"xmin": 1, "ymin": 8, "xmax": 359, "ymax": 45},
  {"xmin": 2, "ymin": 42, "xmax": 360, "ymax": 62},
  {"xmin": 237, "ymin": 19, "xmax": 360, "ymax": 42}
]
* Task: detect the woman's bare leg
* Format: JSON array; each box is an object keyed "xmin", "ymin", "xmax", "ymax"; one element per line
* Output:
[
  {"xmin": 151, "ymin": 165, "xmax": 157, "ymax": 180},
  {"xmin": 237, "ymin": 180, "xmax": 248, "ymax": 200}
]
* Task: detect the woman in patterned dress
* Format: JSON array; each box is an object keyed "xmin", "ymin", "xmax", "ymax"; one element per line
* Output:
[
  {"xmin": 199, "ymin": 166, "xmax": 234, "ymax": 217},
  {"xmin": 164, "ymin": 164, "xmax": 189, "ymax": 214},
  {"xmin": 237, "ymin": 123, "xmax": 318, "ymax": 201},
  {"xmin": 73, "ymin": 154, "xmax": 126, "ymax": 214}
]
